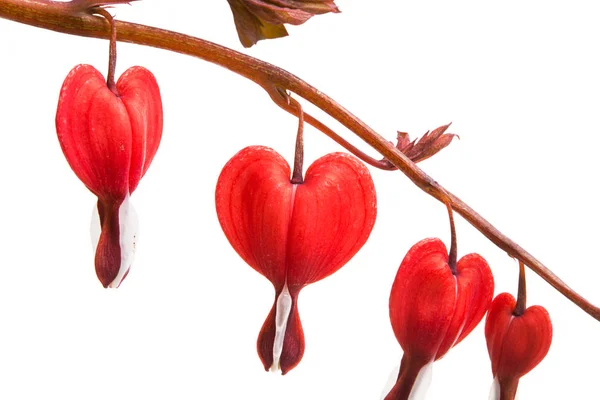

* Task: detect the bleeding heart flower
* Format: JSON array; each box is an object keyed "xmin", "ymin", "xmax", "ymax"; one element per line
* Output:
[
  {"xmin": 226, "ymin": 0, "xmax": 340, "ymax": 47},
  {"xmin": 56, "ymin": 64, "xmax": 162, "ymax": 288},
  {"xmin": 485, "ymin": 292, "xmax": 552, "ymax": 400},
  {"xmin": 385, "ymin": 238, "xmax": 494, "ymax": 400},
  {"xmin": 215, "ymin": 145, "xmax": 376, "ymax": 374}
]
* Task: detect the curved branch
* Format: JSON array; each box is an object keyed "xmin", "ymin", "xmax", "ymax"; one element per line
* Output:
[
  {"xmin": 264, "ymin": 85, "xmax": 396, "ymax": 170},
  {"xmin": 1, "ymin": 0, "xmax": 599, "ymax": 321}
]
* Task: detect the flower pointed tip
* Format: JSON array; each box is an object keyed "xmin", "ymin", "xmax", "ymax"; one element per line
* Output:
[
  {"xmin": 269, "ymin": 363, "xmax": 280, "ymax": 373},
  {"xmin": 280, "ymin": 366, "xmax": 291, "ymax": 376}
]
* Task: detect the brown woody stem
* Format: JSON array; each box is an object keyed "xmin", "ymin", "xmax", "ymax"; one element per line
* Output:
[
  {"xmin": 514, "ymin": 261, "xmax": 527, "ymax": 317},
  {"xmin": 264, "ymin": 86, "xmax": 395, "ymax": 170},
  {"xmin": 1, "ymin": 0, "xmax": 599, "ymax": 321}
]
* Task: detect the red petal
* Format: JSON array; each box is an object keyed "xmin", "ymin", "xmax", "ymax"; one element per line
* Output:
[
  {"xmin": 215, "ymin": 146, "xmax": 292, "ymax": 288},
  {"xmin": 485, "ymin": 293, "xmax": 516, "ymax": 376},
  {"xmin": 215, "ymin": 147, "xmax": 376, "ymax": 289},
  {"xmin": 117, "ymin": 66, "xmax": 163, "ymax": 193},
  {"xmin": 389, "ymin": 238, "xmax": 457, "ymax": 364},
  {"xmin": 286, "ymin": 152, "xmax": 377, "ymax": 290},
  {"xmin": 390, "ymin": 239, "xmax": 494, "ymax": 365},
  {"xmin": 56, "ymin": 64, "xmax": 132, "ymax": 203},
  {"xmin": 486, "ymin": 293, "xmax": 553, "ymax": 381},
  {"xmin": 435, "ymin": 253, "xmax": 494, "ymax": 359},
  {"xmin": 56, "ymin": 64, "xmax": 162, "ymax": 199}
]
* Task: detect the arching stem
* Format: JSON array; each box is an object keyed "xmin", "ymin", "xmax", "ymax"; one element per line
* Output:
[
  {"xmin": 265, "ymin": 88, "xmax": 395, "ymax": 171},
  {"xmin": 1, "ymin": 0, "xmax": 600, "ymax": 321}
]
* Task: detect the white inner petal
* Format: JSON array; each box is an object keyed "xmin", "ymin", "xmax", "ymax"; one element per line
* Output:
[
  {"xmin": 379, "ymin": 362, "xmax": 433, "ymax": 400},
  {"xmin": 409, "ymin": 361, "xmax": 433, "ymax": 400},
  {"xmin": 379, "ymin": 364, "xmax": 401, "ymax": 399},
  {"xmin": 488, "ymin": 377, "xmax": 500, "ymax": 400},
  {"xmin": 270, "ymin": 284, "xmax": 293, "ymax": 373},
  {"xmin": 90, "ymin": 203, "xmax": 101, "ymax": 253},
  {"xmin": 90, "ymin": 195, "xmax": 139, "ymax": 288}
]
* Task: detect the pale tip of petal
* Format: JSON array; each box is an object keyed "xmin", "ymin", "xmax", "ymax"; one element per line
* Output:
[
  {"xmin": 107, "ymin": 196, "xmax": 139, "ymax": 288},
  {"xmin": 488, "ymin": 377, "xmax": 500, "ymax": 400},
  {"xmin": 271, "ymin": 283, "xmax": 292, "ymax": 373},
  {"xmin": 409, "ymin": 362, "xmax": 433, "ymax": 400},
  {"xmin": 380, "ymin": 364, "xmax": 400, "ymax": 399},
  {"xmin": 379, "ymin": 362, "xmax": 433, "ymax": 400},
  {"xmin": 90, "ymin": 203, "xmax": 101, "ymax": 253},
  {"xmin": 90, "ymin": 196, "xmax": 139, "ymax": 289},
  {"xmin": 269, "ymin": 362, "xmax": 280, "ymax": 373}
]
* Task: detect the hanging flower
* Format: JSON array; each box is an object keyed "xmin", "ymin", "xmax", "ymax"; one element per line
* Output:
[
  {"xmin": 56, "ymin": 64, "xmax": 163, "ymax": 288},
  {"xmin": 386, "ymin": 238, "xmax": 494, "ymax": 399},
  {"xmin": 485, "ymin": 291, "xmax": 552, "ymax": 398},
  {"xmin": 215, "ymin": 146, "xmax": 376, "ymax": 373}
]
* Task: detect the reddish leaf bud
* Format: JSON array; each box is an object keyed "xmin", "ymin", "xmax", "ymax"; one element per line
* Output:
[
  {"xmin": 226, "ymin": 0, "xmax": 340, "ymax": 47},
  {"xmin": 485, "ymin": 292, "xmax": 553, "ymax": 400},
  {"xmin": 215, "ymin": 146, "xmax": 376, "ymax": 374},
  {"xmin": 394, "ymin": 123, "xmax": 459, "ymax": 163},
  {"xmin": 56, "ymin": 64, "xmax": 162, "ymax": 288},
  {"xmin": 386, "ymin": 238, "xmax": 494, "ymax": 399}
]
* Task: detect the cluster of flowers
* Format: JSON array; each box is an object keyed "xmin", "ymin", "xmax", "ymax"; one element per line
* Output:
[{"xmin": 53, "ymin": 3, "xmax": 553, "ymax": 398}]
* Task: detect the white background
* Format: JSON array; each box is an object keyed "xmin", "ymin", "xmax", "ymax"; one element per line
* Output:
[{"xmin": 1, "ymin": 1, "xmax": 599, "ymax": 399}]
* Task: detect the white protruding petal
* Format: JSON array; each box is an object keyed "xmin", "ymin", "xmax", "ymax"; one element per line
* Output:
[
  {"xmin": 379, "ymin": 362, "xmax": 433, "ymax": 400},
  {"xmin": 409, "ymin": 362, "xmax": 433, "ymax": 400},
  {"xmin": 110, "ymin": 196, "xmax": 139, "ymax": 288},
  {"xmin": 380, "ymin": 364, "xmax": 400, "ymax": 400},
  {"xmin": 90, "ymin": 196, "xmax": 139, "ymax": 289},
  {"xmin": 270, "ymin": 284, "xmax": 293, "ymax": 373},
  {"xmin": 488, "ymin": 377, "xmax": 500, "ymax": 400},
  {"xmin": 90, "ymin": 202, "xmax": 101, "ymax": 253}
]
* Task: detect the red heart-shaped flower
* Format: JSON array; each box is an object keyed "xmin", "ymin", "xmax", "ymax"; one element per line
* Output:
[
  {"xmin": 215, "ymin": 145, "xmax": 376, "ymax": 374},
  {"xmin": 485, "ymin": 292, "xmax": 552, "ymax": 399},
  {"xmin": 56, "ymin": 64, "xmax": 162, "ymax": 287},
  {"xmin": 386, "ymin": 238, "xmax": 494, "ymax": 399},
  {"xmin": 57, "ymin": 64, "xmax": 162, "ymax": 200}
]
